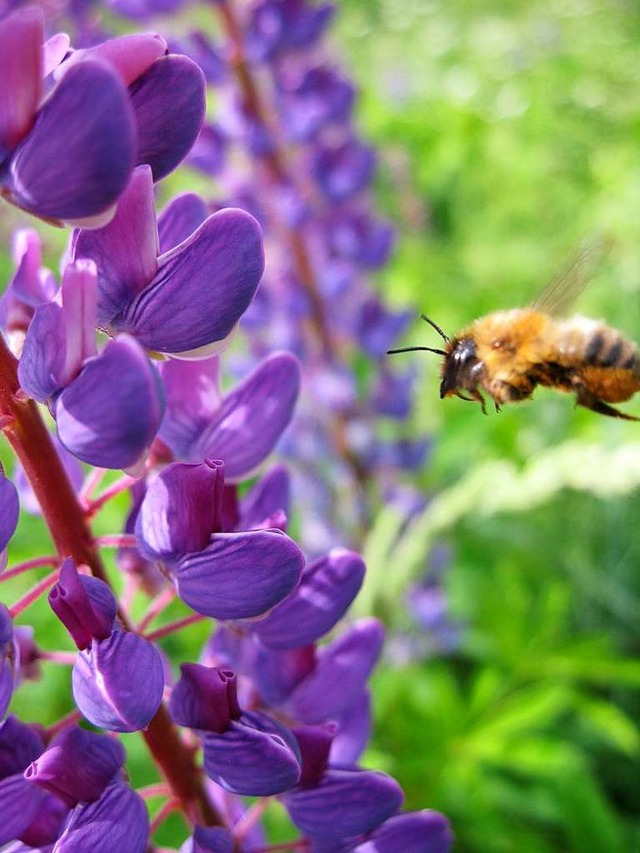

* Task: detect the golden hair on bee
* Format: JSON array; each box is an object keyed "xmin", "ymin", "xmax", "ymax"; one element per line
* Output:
[{"xmin": 388, "ymin": 253, "xmax": 640, "ymax": 420}]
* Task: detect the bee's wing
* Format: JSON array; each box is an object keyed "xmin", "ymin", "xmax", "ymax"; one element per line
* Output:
[{"xmin": 531, "ymin": 236, "xmax": 611, "ymax": 316}]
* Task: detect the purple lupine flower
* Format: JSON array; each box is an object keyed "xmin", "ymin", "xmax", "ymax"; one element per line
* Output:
[
  {"xmin": 0, "ymin": 605, "xmax": 15, "ymax": 718},
  {"xmin": 158, "ymin": 351, "xmax": 300, "ymax": 476},
  {"xmin": 50, "ymin": 559, "xmax": 164, "ymax": 731},
  {"xmin": 70, "ymin": 166, "xmax": 264, "ymax": 358},
  {"xmin": 59, "ymin": 32, "xmax": 206, "ymax": 182},
  {"xmin": 135, "ymin": 459, "xmax": 305, "ymax": 619},
  {"xmin": 0, "ymin": 7, "xmax": 136, "ymax": 227},
  {"xmin": 281, "ymin": 726, "xmax": 404, "ymax": 840},
  {"xmin": 276, "ymin": 65, "xmax": 355, "ymax": 142},
  {"xmin": 170, "ymin": 664, "xmax": 302, "ymax": 796},
  {"xmin": 0, "ymin": 716, "xmax": 47, "ymax": 845},
  {"xmin": 311, "ymin": 138, "xmax": 376, "ymax": 203},
  {"xmin": 246, "ymin": 0, "xmax": 336, "ymax": 61},
  {"xmin": 25, "ymin": 725, "xmax": 125, "ymax": 807},
  {"xmin": 18, "ymin": 259, "xmax": 165, "ymax": 469}
]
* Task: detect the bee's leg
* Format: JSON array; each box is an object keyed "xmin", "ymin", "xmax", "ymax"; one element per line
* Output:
[
  {"xmin": 574, "ymin": 385, "xmax": 640, "ymax": 421},
  {"xmin": 470, "ymin": 389, "xmax": 487, "ymax": 414}
]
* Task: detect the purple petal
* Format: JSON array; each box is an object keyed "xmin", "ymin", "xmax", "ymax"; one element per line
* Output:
[
  {"xmin": 0, "ymin": 7, "xmax": 42, "ymax": 152},
  {"xmin": 289, "ymin": 619, "xmax": 384, "ymax": 724},
  {"xmin": 329, "ymin": 689, "xmax": 371, "ymax": 766},
  {"xmin": 292, "ymin": 724, "xmax": 334, "ymax": 786},
  {"xmin": 59, "ymin": 260, "xmax": 99, "ymax": 382},
  {"xmin": 253, "ymin": 548, "xmax": 365, "ymax": 649},
  {"xmin": 130, "ymin": 54, "xmax": 206, "ymax": 181},
  {"xmin": 0, "ymin": 604, "xmax": 14, "ymax": 719},
  {"xmin": 55, "ymin": 335, "xmax": 165, "ymax": 469},
  {"xmin": 0, "ymin": 715, "xmax": 45, "ymax": 778},
  {"xmin": 203, "ymin": 709, "xmax": 301, "ymax": 796},
  {"xmin": 124, "ymin": 208, "xmax": 264, "ymax": 355},
  {"xmin": 157, "ymin": 356, "xmax": 221, "ymax": 459},
  {"xmin": 0, "ymin": 472, "xmax": 19, "ymax": 553},
  {"xmin": 25, "ymin": 725, "xmax": 125, "ymax": 807},
  {"xmin": 169, "ymin": 664, "xmax": 240, "ymax": 733},
  {"xmin": 355, "ymin": 810, "xmax": 454, "ymax": 853},
  {"xmin": 54, "ymin": 780, "xmax": 149, "ymax": 853},
  {"xmin": 135, "ymin": 459, "xmax": 224, "ymax": 563},
  {"xmin": 4, "ymin": 61, "xmax": 135, "ymax": 223},
  {"xmin": 282, "ymin": 767, "xmax": 403, "ymax": 839},
  {"xmin": 238, "ymin": 464, "xmax": 290, "ymax": 529},
  {"xmin": 71, "ymin": 166, "xmax": 159, "ymax": 327},
  {"xmin": 63, "ymin": 33, "xmax": 167, "ymax": 87},
  {"xmin": 186, "ymin": 123, "xmax": 227, "ymax": 176},
  {"xmin": 197, "ymin": 352, "xmax": 300, "ymax": 478},
  {"xmin": 175, "ymin": 529, "xmax": 304, "ymax": 620},
  {"xmin": 18, "ymin": 301, "xmax": 66, "ymax": 401},
  {"xmin": 49, "ymin": 558, "xmax": 117, "ymax": 649},
  {"xmin": 312, "ymin": 138, "xmax": 376, "ymax": 202},
  {"xmin": 0, "ymin": 774, "xmax": 44, "ymax": 845},
  {"xmin": 252, "ymin": 643, "xmax": 316, "ymax": 707},
  {"xmin": 158, "ymin": 192, "xmax": 209, "ymax": 254},
  {"xmin": 18, "ymin": 791, "xmax": 68, "ymax": 849},
  {"xmin": 181, "ymin": 826, "xmax": 234, "ymax": 853},
  {"xmin": 72, "ymin": 630, "xmax": 164, "ymax": 732},
  {"xmin": 43, "ymin": 33, "xmax": 70, "ymax": 77}
]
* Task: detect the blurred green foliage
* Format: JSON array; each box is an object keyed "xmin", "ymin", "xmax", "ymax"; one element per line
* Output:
[{"xmin": 339, "ymin": 0, "xmax": 640, "ymax": 849}]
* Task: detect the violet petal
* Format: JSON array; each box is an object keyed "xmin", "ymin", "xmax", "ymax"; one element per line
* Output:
[
  {"xmin": 18, "ymin": 790, "xmax": 68, "ymax": 848},
  {"xmin": 124, "ymin": 208, "xmax": 264, "ymax": 355},
  {"xmin": 203, "ymin": 709, "xmax": 301, "ymax": 796},
  {"xmin": 0, "ymin": 605, "xmax": 14, "ymax": 719},
  {"xmin": 0, "ymin": 7, "xmax": 42, "ymax": 152},
  {"xmin": 18, "ymin": 301, "xmax": 66, "ymax": 401},
  {"xmin": 169, "ymin": 664, "xmax": 240, "ymax": 733},
  {"xmin": 135, "ymin": 459, "xmax": 224, "ymax": 563},
  {"xmin": 0, "ymin": 774, "xmax": 44, "ymax": 845},
  {"xmin": 70, "ymin": 165, "xmax": 159, "ymax": 327},
  {"xmin": 197, "ymin": 352, "xmax": 300, "ymax": 478},
  {"xmin": 238, "ymin": 464, "xmax": 290, "ymax": 529},
  {"xmin": 0, "ymin": 716, "xmax": 45, "ymax": 778},
  {"xmin": 181, "ymin": 825, "xmax": 234, "ymax": 853},
  {"xmin": 129, "ymin": 54, "xmax": 206, "ymax": 181},
  {"xmin": 157, "ymin": 356, "xmax": 221, "ymax": 459},
  {"xmin": 25, "ymin": 725, "xmax": 125, "ymax": 807},
  {"xmin": 5, "ymin": 61, "xmax": 135, "ymax": 222},
  {"xmin": 175, "ymin": 529, "xmax": 304, "ymax": 620},
  {"xmin": 0, "ymin": 472, "xmax": 19, "ymax": 553},
  {"xmin": 289, "ymin": 619, "xmax": 384, "ymax": 724},
  {"xmin": 329, "ymin": 689, "xmax": 371, "ymax": 766},
  {"xmin": 72, "ymin": 630, "xmax": 164, "ymax": 732},
  {"xmin": 158, "ymin": 192, "xmax": 209, "ymax": 254},
  {"xmin": 63, "ymin": 33, "xmax": 167, "ymax": 87},
  {"xmin": 48, "ymin": 558, "xmax": 116, "ymax": 650},
  {"xmin": 55, "ymin": 335, "xmax": 165, "ymax": 469},
  {"xmin": 253, "ymin": 548, "xmax": 365, "ymax": 649},
  {"xmin": 354, "ymin": 810, "xmax": 454, "ymax": 853},
  {"xmin": 54, "ymin": 780, "xmax": 149, "ymax": 853},
  {"xmin": 282, "ymin": 767, "xmax": 403, "ymax": 839}
]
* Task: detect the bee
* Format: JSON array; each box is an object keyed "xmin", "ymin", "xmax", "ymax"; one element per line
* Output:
[{"xmin": 388, "ymin": 246, "xmax": 640, "ymax": 420}]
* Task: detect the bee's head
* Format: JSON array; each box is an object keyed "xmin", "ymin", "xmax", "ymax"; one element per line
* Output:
[{"xmin": 440, "ymin": 337, "xmax": 484, "ymax": 399}]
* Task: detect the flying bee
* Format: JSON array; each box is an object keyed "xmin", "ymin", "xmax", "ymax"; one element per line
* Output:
[{"xmin": 388, "ymin": 245, "xmax": 640, "ymax": 420}]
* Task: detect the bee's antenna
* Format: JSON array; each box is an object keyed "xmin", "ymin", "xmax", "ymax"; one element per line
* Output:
[
  {"xmin": 420, "ymin": 314, "xmax": 450, "ymax": 343},
  {"xmin": 387, "ymin": 346, "xmax": 447, "ymax": 356}
]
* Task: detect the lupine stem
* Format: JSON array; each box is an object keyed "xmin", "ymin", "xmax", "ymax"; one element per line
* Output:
[
  {"xmin": 0, "ymin": 332, "xmax": 221, "ymax": 827},
  {"xmin": 145, "ymin": 612, "xmax": 205, "ymax": 642},
  {"xmin": 85, "ymin": 473, "xmax": 137, "ymax": 518},
  {"xmin": 0, "ymin": 555, "xmax": 58, "ymax": 581},
  {"xmin": 9, "ymin": 569, "xmax": 59, "ymax": 618}
]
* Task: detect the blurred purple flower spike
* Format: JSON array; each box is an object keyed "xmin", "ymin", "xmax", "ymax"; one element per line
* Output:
[
  {"xmin": 0, "ymin": 7, "xmax": 136, "ymax": 227},
  {"xmin": 71, "ymin": 166, "xmax": 265, "ymax": 358},
  {"xmin": 247, "ymin": 0, "xmax": 336, "ymax": 61},
  {"xmin": 0, "ymin": 229, "xmax": 56, "ymax": 335},
  {"xmin": 312, "ymin": 138, "xmax": 376, "ymax": 202}
]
